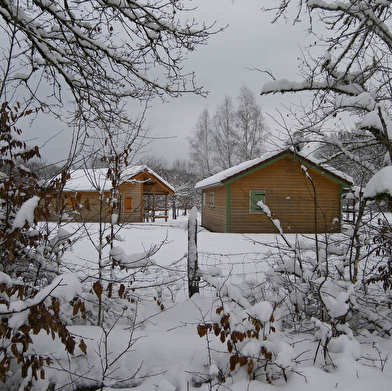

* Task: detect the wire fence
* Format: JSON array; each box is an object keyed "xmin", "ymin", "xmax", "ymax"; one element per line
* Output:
[
  {"xmin": 194, "ymin": 250, "xmax": 269, "ymax": 300},
  {"xmin": 63, "ymin": 234, "xmax": 272, "ymax": 303},
  {"xmin": 121, "ymin": 250, "xmax": 271, "ymax": 303},
  {"xmin": 197, "ymin": 250, "xmax": 268, "ymax": 283}
]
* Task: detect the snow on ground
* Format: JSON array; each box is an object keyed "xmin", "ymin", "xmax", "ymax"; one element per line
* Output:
[
  {"xmin": 63, "ymin": 217, "xmax": 275, "ymax": 301},
  {"xmin": 46, "ymin": 215, "xmax": 392, "ymax": 390}
]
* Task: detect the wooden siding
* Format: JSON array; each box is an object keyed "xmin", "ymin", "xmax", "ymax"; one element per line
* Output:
[
  {"xmin": 62, "ymin": 181, "xmax": 143, "ymax": 223},
  {"xmin": 200, "ymin": 185, "xmax": 227, "ymax": 232},
  {"xmin": 229, "ymin": 157, "xmax": 341, "ymax": 233},
  {"xmin": 63, "ymin": 190, "xmax": 111, "ymax": 222},
  {"xmin": 201, "ymin": 156, "xmax": 344, "ymax": 234},
  {"xmin": 118, "ymin": 178, "xmax": 143, "ymax": 223}
]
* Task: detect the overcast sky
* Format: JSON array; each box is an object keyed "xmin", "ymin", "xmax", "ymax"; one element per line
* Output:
[
  {"xmin": 29, "ymin": 0, "xmax": 313, "ymax": 166},
  {"xmin": 144, "ymin": 0, "xmax": 312, "ymax": 162}
]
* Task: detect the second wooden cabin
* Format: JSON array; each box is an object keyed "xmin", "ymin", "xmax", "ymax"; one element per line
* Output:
[{"xmin": 61, "ymin": 166, "xmax": 174, "ymax": 223}]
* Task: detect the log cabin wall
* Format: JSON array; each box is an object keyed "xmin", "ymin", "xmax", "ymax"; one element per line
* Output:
[
  {"xmin": 64, "ymin": 190, "xmax": 111, "ymax": 222},
  {"xmin": 118, "ymin": 176, "xmax": 143, "ymax": 223},
  {"xmin": 226, "ymin": 157, "xmax": 342, "ymax": 234},
  {"xmin": 200, "ymin": 185, "xmax": 227, "ymax": 232},
  {"xmin": 64, "ymin": 181, "xmax": 143, "ymax": 223}
]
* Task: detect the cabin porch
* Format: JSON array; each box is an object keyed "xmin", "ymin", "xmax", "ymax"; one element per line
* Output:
[{"xmin": 141, "ymin": 177, "xmax": 171, "ymax": 222}]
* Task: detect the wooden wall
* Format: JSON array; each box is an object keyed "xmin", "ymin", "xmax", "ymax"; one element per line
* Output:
[
  {"xmin": 118, "ymin": 178, "xmax": 143, "ymax": 223},
  {"xmin": 200, "ymin": 185, "xmax": 227, "ymax": 232},
  {"xmin": 230, "ymin": 157, "xmax": 341, "ymax": 233},
  {"xmin": 63, "ymin": 181, "xmax": 143, "ymax": 223},
  {"xmin": 59, "ymin": 190, "xmax": 107, "ymax": 222},
  {"xmin": 201, "ymin": 156, "xmax": 343, "ymax": 234}
]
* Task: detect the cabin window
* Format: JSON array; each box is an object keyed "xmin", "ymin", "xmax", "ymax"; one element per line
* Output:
[
  {"xmin": 249, "ymin": 190, "xmax": 266, "ymax": 214},
  {"xmin": 209, "ymin": 191, "xmax": 215, "ymax": 207},
  {"xmin": 342, "ymin": 195, "xmax": 355, "ymax": 223},
  {"xmin": 124, "ymin": 196, "xmax": 132, "ymax": 211}
]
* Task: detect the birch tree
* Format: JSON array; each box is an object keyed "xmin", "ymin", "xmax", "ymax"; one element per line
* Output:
[
  {"xmin": 212, "ymin": 95, "xmax": 238, "ymax": 171},
  {"xmin": 189, "ymin": 109, "xmax": 215, "ymax": 178},
  {"xmin": 235, "ymin": 85, "xmax": 267, "ymax": 162},
  {"xmin": 189, "ymin": 87, "xmax": 267, "ymax": 174}
]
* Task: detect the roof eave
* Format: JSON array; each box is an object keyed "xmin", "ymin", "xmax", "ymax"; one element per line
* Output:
[
  {"xmin": 195, "ymin": 180, "xmax": 223, "ymax": 190},
  {"xmin": 222, "ymin": 149, "xmax": 353, "ymax": 187}
]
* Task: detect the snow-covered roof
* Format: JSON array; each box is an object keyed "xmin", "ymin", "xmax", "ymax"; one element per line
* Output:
[
  {"xmin": 195, "ymin": 149, "xmax": 353, "ymax": 190},
  {"xmin": 64, "ymin": 165, "xmax": 175, "ymax": 192}
]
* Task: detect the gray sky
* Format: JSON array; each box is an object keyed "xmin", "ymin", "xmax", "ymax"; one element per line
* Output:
[
  {"xmin": 144, "ymin": 0, "xmax": 312, "ymax": 162},
  {"xmin": 27, "ymin": 0, "xmax": 313, "ymax": 166}
]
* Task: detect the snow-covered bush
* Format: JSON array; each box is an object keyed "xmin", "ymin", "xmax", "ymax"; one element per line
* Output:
[
  {"xmin": 196, "ymin": 198, "xmax": 392, "ymax": 388},
  {"xmin": 0, "ymin": 103, "xmax": 89, "ymax": 390},
  {"xmin": 197, "ymin": 276, "xmax": 299, "ymax": 386},
  {"xmin": 197, "ymin": 284, "xmax": 295, "ymax": 386},
  {"xmin": 267, "ymin": 232, "xmax": 391, "ymax": 325},
  {"xmin": 0, "ymin": 272, "xmax": 86, "ymax": 390}
]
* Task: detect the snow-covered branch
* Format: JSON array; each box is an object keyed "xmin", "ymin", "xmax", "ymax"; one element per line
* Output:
[
  {"xmin": 0, "ymin": 0, "xmax": 219, "ymax": 127},
  {"xmin": 261, "ymin": 77, "xmax": 364, "ymax": 97}
]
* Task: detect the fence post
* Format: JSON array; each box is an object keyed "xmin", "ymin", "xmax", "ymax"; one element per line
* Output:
[{"xmin": 188, "ymin": 206, "xmax": 200, "ymax": 297}]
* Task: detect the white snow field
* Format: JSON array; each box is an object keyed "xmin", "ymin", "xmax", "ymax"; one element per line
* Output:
[{"xmin": 23, "ymin": 216, "xmax": 392, "ymax": 390}]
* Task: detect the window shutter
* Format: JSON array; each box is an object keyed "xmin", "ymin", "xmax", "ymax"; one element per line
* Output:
[
  {"xmin": 249, "ymin": 190, "xmax": 265, "ymax": 213},
  {"xmin": 124, "ymin": 196, "xmax": 132, "ymax": 211},
  {"xmin": 209, "ymin": 192, "xmax": 215, "ymax": 207}
]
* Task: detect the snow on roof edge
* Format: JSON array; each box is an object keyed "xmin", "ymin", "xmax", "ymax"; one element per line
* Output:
[
  {"xmin": 63, "ymin": 165, "xmax": 175, "ymax": 192},
  {"xmin": 195, "ymin": 155, "xmax": 271, "ymax": 190},
  {"xmin": 195, "ymin": 148, "xmax": 353, "ymax": 190},
  {"xmin": 143, "ymin": 166, "xmax": 175, "ymax": 193}
]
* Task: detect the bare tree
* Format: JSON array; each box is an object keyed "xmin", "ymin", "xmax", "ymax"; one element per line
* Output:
[
  {"xmin": 262, "ymin": 1, "xmax": 392, "ymax": 165},
  {"xmin": 212, "ymin": 95, "xmax": 238, "ymax": 170},
  {"xmin": 189, "ymin": 87, "xmax": 268, "ymax": 175},
  {"xmin": 235, "ymin": 85, "xmax": 267, "ymax": 162},
  {"xmin": 189, "ymin": 109, "xmax": 215, "ymax": 178},
  {"xmin": 0, "ymin": 0, "xmax": 219, "ymax": 131},
  {"xmin": 143, "ymin": 155, "xmax": 168, "ymax": 175},
  {"xmin": 169, "ymin": 158, "xmax": 199, "ymax": 214},
  {"xmin": 315, "ymin": 126, "xmax": 386, "ymax": 186}
]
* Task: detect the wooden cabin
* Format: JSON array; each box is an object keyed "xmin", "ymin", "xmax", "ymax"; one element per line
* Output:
[
  {"xmin": 62, "ymin": 166, "xmax": 174, "ymax": 223},
  {"xmin": 195, "ymin": 149, "xmax": 353, "ymax": 234}
]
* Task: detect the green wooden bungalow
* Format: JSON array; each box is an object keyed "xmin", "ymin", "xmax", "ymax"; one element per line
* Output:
[{"xmin": 195, "ymin": 149, "xmax": 353, "ymax": 234}]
